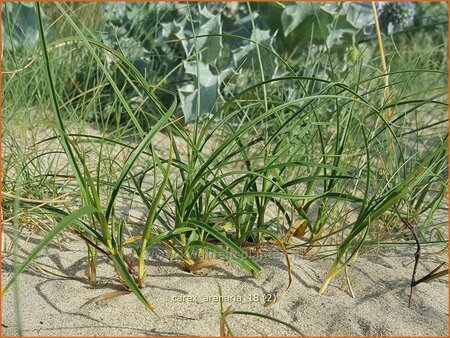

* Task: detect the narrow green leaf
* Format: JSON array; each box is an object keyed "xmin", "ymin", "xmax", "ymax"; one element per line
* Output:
[
  {"xmin": 231, "ymin": 311, "xmax": 304, "ymax": 336},
  {"xmin": 110, "ymin": 253, "xmax": 155, "ymax": 312},
  {"xmin": 187, "ymin": 220, "xmax": 261, "ymax": 275},
  {"xmin": 105, "ymin": 98, "xmax": 176, "ymax": 221},
  {"xmin": 2, "ymin": 206, "xmax": 98, "ymax": 295}
]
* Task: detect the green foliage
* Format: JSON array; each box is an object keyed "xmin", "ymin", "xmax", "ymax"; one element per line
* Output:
[
  {"xmin": 91, "ymin": 2, "xmax": 409, "ymax": 123},
  {"xmin": 2, "ymin": 2, "xmax": 40, "ymax": 51},
  {"xmin": 378, "ymin": 2, "xmax": 416, "ymax": 34},
  {"xmin": 2, "ymin": 1, "xmax": 448, "ymax": 313},
  {"xmin": 5, "ymin": 2, "xmax": 444, "ymax": 126}
]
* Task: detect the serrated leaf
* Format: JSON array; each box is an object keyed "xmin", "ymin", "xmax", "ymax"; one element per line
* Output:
[
  {"xmin": 281, "ymin": 3, "xmax": 315, "ymax": 37},
  {"xmin": 175, "ymin": 7, "xmax": 222, "ymax": 63},
  {"xmin": 342, "ymin": 2, "xmax": 374, "ymax": 29},
  {"xmin": 2, "ymin": 2, "xmax": 41, "ymax": 50},
  {"xmin": 197, "ymin": 7, "xmax": 222, "ymax": 63},
  {"xmin": 178, "ymin": 61, "xmax": 220, "ymax": 122},
  {"xmin": 232, "ymin": 28, "xmax": 279, "ymax": 79}
]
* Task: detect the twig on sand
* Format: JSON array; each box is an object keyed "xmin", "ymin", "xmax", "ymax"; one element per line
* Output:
[{"xmin": 393, "ymin": 206, "xmax": 448, "ymax": 307}]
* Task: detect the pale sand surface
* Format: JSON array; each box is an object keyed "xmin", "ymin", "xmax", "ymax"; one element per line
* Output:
[{"xmin": 1, "ymin": 229, "xmax": 448, "ymax": 336}]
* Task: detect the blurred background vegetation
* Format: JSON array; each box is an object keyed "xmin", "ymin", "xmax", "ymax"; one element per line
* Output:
[{"xmin": 2, "ymin": 2, "xmax": 447, "ymax": 130}]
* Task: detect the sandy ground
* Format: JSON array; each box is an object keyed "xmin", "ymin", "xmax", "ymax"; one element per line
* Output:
[{"xmin": 1, "ymin": 228, "xmax": 448, "ymax": 336}]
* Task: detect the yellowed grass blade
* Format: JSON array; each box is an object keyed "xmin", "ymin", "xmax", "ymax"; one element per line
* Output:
[
  {"xmin": 124, "ymin": 235, "xmax": 142, "ymax": 245},
  {"xmin": 264, "ymin": 238, "xmax": 292, "ymax": 307},
  {"xmin": 81, "ymin": 290, "xmax": 130, "ymax": 307},
  {"xmin": 183, "ymin": 258, "xmax": 224, "ymax": 275},
  {"xmin": 220, "ymin": 305, "xmax": 235, "ymax": 337},
  {"xmin": 283, "ymin": 218, "xmax": 308, "ymax": 243}
]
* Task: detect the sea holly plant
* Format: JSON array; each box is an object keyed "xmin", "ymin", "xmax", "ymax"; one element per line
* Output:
[
  {"xmin": 377, "ymin": 2, "xmax": 416, "ymax": 34},
  {"xmin": 232, "ymin": 26, "xmax": 280, "ymax": 80},
  {"xmin": 178, "ymin": 60, "xmax": 225, "ymax": 122},
  {"xmin": 47, "ymin": 1, "xmax": 423, "ymax": 127},
  {"xmin": 174, "ymin": 5, "xmax": 222, "ymax": 64},
  {"xmin": 1, "ymin": 2, "xmax": 41, "ymax": 51}
]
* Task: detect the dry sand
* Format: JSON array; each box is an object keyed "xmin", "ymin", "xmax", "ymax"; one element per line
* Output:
[{"xmin": 1, "ymin": 228, "xmax": 448, "ymax": 336}]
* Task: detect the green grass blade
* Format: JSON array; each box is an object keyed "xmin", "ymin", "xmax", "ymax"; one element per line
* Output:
[
  {"xmin": 35, "ymin": 2, "xmax": 91, "ymax": 205},
  {"xmin": 105, "ymin": 98, "xmax": 176, "ymax": 221},
  {"xmin": 141, "ymin": 143, "xmax": 173, "ymax": 243},
  {"xmin": 187, "ymin": 220, "xmax": 261, "ymax": 275},
  {"xmin": 231, "ymin": 311, "xmax": 304, "ymax": 336},
  {"xmin": 109, "ymin": 253, "xmax": 155, "ymax": 312},
  {"xmin": 2, "ymin": 205, "xmax": 99, "ymax": 295}
]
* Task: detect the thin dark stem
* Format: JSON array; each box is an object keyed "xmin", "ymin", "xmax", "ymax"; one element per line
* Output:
[
  {"xmin": 394, "ymin": 206, "xmax": 448, "ymax": 307},
  {"xmin": 393, "ymin": 206, "xmax": 420, "ymax": 308},
  {"xmin": 72, "ymin": 229, "xmax": 111, "ymax": 257},
  {"xmin": 412, "ymin": 262, "xmax": 448, "ymax": 286}
]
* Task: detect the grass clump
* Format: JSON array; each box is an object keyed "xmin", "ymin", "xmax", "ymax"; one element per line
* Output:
[{"xmin": 2, "ymin": 2, "xmax": 447, "ymax": 325}]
